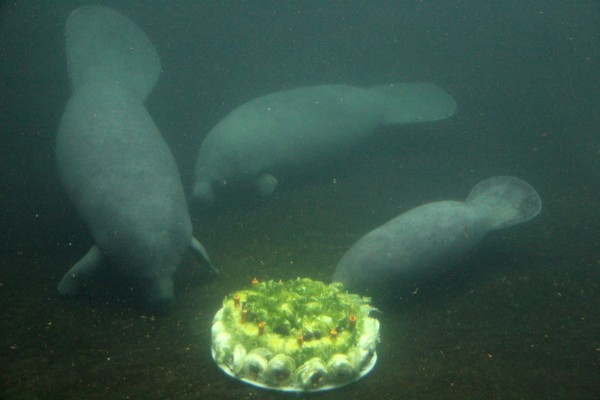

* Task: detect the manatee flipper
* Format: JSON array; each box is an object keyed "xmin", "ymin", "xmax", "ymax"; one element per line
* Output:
[
  {"xmin": 191, "ymin": 236, "xmax": 220, "ymax": 275},
  {"xmin": 370, "ymin": 82, "xmax": 457, "ymax": 124},
  {"xmin": 57, "ymin": 244, "xmax": 103, "ymax": 296},
  {"xmin": 256, "ymin": 174, "xmax": 278, "ymax": 199},
  {"xmin": 466, "ymin": 176, "xmax": 542, "ymax": 231}
]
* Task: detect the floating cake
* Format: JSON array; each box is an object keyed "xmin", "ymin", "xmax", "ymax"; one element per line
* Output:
[{"xmin": 211, "ymin": 277, "xmax": 379, "ymax": 392}]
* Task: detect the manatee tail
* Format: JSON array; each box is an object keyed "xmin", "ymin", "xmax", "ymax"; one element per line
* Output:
[
  {"xmin": 65, "ymin": 5, "xmax": 161, "ymax": 100},
  {"xmin": 466, "ymin": 176, "xmax": 542, "ymax": 231},
  {"xmin": 369, "ymin": 82, "xmax": 457, "ymax": 124}
]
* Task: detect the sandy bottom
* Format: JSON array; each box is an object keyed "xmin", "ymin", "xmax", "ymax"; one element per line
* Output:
[{"xmin": 2, "ymin": 137, "xmax": 599, "ymax": 400}]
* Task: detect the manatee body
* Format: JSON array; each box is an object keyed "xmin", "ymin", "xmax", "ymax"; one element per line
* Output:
[
  {"xmin": 332, "ymin": 176, "xmax": 542, "ymax": 300},
  {"xmin": 191, "ymin": 82, "xmax": 456, "ymax": 209},
  {"xmin": 56, "ymin": 6, "xmax": 213, "ymax": 310}
]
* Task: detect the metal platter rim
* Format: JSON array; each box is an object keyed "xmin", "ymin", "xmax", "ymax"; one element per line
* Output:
[{"xmin": 211, "ymin": 348, "xmax": 377, "ymax": 392}]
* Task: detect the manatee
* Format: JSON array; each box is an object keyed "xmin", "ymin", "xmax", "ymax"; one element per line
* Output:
[
  {"xmin": 191, "ymin": 82, "xmax": 456, "ymax": 209},
  {"xmin": 56, "ymin": 5, "xmax": 214, "ymax": 310},
  {"xmin": 332, "ymin": 176, "xmax": 542, "ymax": 300}
]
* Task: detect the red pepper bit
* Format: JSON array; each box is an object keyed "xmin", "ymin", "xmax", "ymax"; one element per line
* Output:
[
  {"xmin": 258, "ymin": 322, "xmax": 266, "ymax": 336},
  {"xmin": 241, "ymin": 309, "xmax": 248, "ymax": 324},
  {"xmin": 348, "ymin": 314, "xmax": 357, "ymax": 330},
  {"xmin": 233, "ymin": 294, "xmax": 240, "ymax": 307}
]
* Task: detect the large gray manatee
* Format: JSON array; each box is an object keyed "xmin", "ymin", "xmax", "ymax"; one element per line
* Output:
[
  {"xmin": 332, "ymin": 176, "xmax": 542, "ymax": 301},
  {"xmin": 191, "ymin": 82, "xmax": 457, "ymax": 209},
  {"xmin": 56, "ymin": 5, "xmax": 214, "ymax": 310}
]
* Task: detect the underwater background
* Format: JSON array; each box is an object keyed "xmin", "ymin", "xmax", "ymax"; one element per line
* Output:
[{"xmin": 1, "ymin": 1, "xmax": 599, "ymax": 399}]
